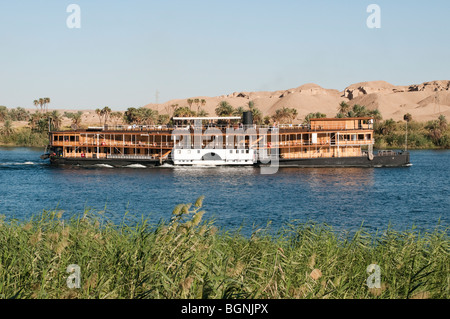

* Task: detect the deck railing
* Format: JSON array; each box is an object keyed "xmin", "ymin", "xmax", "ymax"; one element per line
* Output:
[{"xmin": 52, "ymin": 122, "xmax": 373, "ymax": 133}]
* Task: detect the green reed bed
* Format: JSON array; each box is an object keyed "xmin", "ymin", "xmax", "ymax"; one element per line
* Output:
[{"xmin": 0, "ymin": 197, "xmax": 448, "ymax": 299}]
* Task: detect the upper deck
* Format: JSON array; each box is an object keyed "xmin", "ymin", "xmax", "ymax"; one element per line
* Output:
[{"xmin": 50, "ymin": 116, "xmax": 374, "ymax": 134}]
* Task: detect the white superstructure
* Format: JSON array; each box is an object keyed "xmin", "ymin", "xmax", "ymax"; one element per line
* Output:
[{"xmin": 172, "ymin": 148, "xmax": 256, "ymax": 166}]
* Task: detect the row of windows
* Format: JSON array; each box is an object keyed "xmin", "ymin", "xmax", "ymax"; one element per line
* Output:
[
  {"xmin": 54, "ymin": 136, "xmax": 79, "ymax": 142},
  {"xmin": 177, "ymin": 149, "xmax": 250, "ymax": 154}
]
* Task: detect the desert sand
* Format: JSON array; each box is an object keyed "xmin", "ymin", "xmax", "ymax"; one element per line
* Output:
[
  {"xmin": 143, "ymin": 80, "xmax": 450, "ymax": 124},
  {"xmin": 25, "ymin": 80, "xmax": 450, "ymax": 128}
]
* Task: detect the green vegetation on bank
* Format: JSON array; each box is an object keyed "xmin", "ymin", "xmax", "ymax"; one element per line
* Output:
[
  {"xmin": 374, "ymin": 114, "xmax": 450, "ymax": 149},
  {"xmin": 1, "ymin": 101, "xmax": 450, "ymax": 149},
  {"xmin": 0, "ymin": 197, "xmax": 448, "ymax": 299}
]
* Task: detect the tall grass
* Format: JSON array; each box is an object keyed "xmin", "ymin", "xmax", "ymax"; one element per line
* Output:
[{"xmin": 0, "ymin": 198, "xmax": 448, "ymax": 299}]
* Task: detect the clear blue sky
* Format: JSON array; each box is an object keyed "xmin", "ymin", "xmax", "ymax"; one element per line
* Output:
[{"xmin": 1, "ymin": 0, "xmax": 449, "ymax": 110}]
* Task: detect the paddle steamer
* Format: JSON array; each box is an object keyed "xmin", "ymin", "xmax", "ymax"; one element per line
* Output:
[{"xmin": 41, "ymin": 113, "xmax": 410, "ymax": 168}]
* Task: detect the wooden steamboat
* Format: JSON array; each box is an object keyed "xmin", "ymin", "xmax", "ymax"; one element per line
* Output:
[{"xmin": 41, "ymin": 114, "xmax": 410, "ymax": 168}]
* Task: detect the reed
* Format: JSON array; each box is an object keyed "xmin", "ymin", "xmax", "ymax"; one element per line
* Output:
[{"xmin": 0, "ymin": 198, "xmax": 448, "ymax": 299}]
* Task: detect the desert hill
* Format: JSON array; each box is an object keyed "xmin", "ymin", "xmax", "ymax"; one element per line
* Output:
[
  {"xmin": 143, "ymin": 80, "xmax": 450, "ymax": 123},
  {"xmin": 19, "ymin": 80, "xmax": 449, "ymax": 129}
]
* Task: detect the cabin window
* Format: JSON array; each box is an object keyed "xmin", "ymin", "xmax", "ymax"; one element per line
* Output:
[
  {"xmin": 70, "ymin": 136, "xmax": 75, "ymax": 142},
  {"xmin": 358, "ymin": 134, "xmax": 364, "ymax": 140},
  {"xmin": 54, "ymin": 136, "xmax": 58, "ymax": 141},
  {"xmin": 59, "ymin": 136, "xmax": 63, "ymax": 141}
]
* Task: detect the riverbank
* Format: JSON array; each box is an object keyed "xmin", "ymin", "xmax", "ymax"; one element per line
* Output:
[
  {"xmin": 0, "ymin": 128, "xmax": 48, "ymax": 147},
  {"xmin": 0, "ymin": 199, "xmax": 448, "ymax": 299}
]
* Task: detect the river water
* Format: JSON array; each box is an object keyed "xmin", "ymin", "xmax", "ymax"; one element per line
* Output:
[{"xmin": 0, "ymin": 147, "xmax": 448, "ymax": 234}]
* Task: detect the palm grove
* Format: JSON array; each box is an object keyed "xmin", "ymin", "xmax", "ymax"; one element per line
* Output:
[{"xmin": 0, "ymin": 99, "xmax": 449, "ymax": 149}]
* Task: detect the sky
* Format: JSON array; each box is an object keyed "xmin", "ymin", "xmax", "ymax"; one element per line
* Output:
[{"xmin": 0, "ymin": 0, "xmax": 449, "ymax": 111}]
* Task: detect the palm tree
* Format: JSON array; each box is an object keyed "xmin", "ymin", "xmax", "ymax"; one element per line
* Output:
[
  {"xmin": 197, "ymin": 109, "xmax": 209, "ymax": 117},
  {"xmin": 44, "ymin": 97, "xmax": 51, "ymax": 113},
  {"xmin": 169, "ymin": 104, "xmax": 178, "ymax": 117},
  {"xmin": 194, "ymin": 99, "xmax": 200, "ymax": 113},
  {"xmin": 438, "ymin": 114, "xmax": 447, "ymax": 131},
  {"xmin": 289, "ymin": 108, "xmax": 298, "ymax": 123},
  {"xmin": 215, "ymin": 101, "xmax": 235, "ymax": 117},
  {"xmin": 95, "ymin": 108, "xmax": 102, "ymax": 126},
  {"xmin": 0, "ymin": 106, "xmax": 8, "ymax": 122},
  {"xmin": 368, "ymin": 109, "xmax": 382, "ymax": 122},
  {"xmin": 337, "ymin": 101, "xmax": 351, "ymax": 116},
  {"xmin": 248, "ymin": 100, "xmax": 255, "ymax": 110},
  {"xmin": 28, "ymin": 112, "xmax": 43, "ymax": 131},
  {"xmin": 273, "ymin": 107, "xmax": 297, "ymax": 124},
  {"xmin": 187, "ymin": 99, "xmax": 194, "ymax": 111},
  {"xmin": 140, "ymin": 108, "xmax": 159, "ymax": 125},
  {"xmin": 251, "ymin": 107, "xmax": 263, "ymax": 124},
  {"xmin": 174, "ymin": 106, "xmax": 195, "ymax": 118},
  {"xmin": 39, "ymin": 98, "xmax": 44, "ymax": 113},
  {"xmin": 233, "ymin": 106, "xmax": 245, "ymax": 117},
  {"xmin": 201, "ymin": 99, "xmax": 206, "ymax": 109},
  {"xmin": 1, "ymin": 120, "xmax": 14, "ymax": 137},
  {"xmin": 50, "ymin": 111, "xmax": 62, "ymax": 130},
  {"xmin": 101, "ymin": 106, "xmax": 112, "ymax": 126},
  {"xmin": 303, "ymin": 112, "xmax": 327, "ymax": 124},
  {"xmin": 110, "ymin": 111, "xmax": 123, "ymax": 126},
  {"xmin": 376, "ymin": 119, "xmax": 396, "ymax": 135},
  {"xmin": 124, "ymin": 107, "xmax": 139, "ymax": 124},
  {"xmin": 71, "ymin": 111, "xmax": 83, "ymax": 127},
  {"xmin": 33, "ymin": 100, "xmax": 39, "ymax": 113}
]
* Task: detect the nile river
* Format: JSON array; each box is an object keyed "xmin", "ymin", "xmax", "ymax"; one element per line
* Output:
[{"xmin": 0, "ymin": 147, "xmax": 448, "ymax": 234}]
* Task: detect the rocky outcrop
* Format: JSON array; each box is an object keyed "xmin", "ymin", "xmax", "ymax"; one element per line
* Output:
[
  {"xmin": 343, "ymin": 81, "xmax": 398, "ymax": 100},
  {"xmin": 408, "ymin": 80, "xmax": 450, "ymax": 92},
  {"xmin": 279, "ymin": 83, "xmax": 338, "ymax": 98}
]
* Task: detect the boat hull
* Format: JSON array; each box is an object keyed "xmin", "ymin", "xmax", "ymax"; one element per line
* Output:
[
  {"xmin": 273, "ymin": 152, "xmax": 410, "ymax": 168},
  {"xmin": 50, "ymin": 157, "xmax": 161, "ymax": 168}
]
